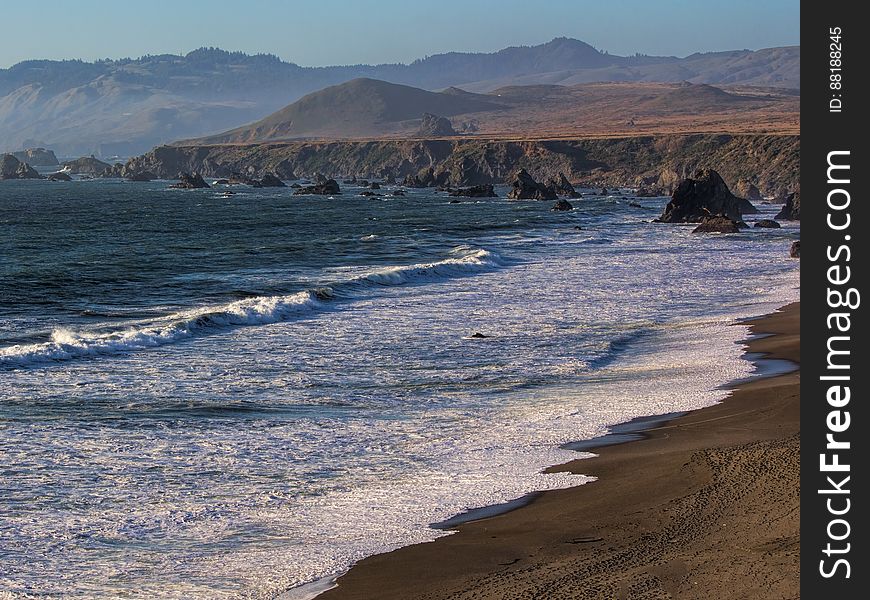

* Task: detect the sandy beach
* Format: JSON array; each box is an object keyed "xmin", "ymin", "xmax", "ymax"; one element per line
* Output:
[{"xmin": 318, "ymin": 302, "xmax": 800, "ymax": 600}]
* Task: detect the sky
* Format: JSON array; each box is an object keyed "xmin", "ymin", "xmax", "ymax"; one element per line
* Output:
[{"xmin": 0, "ymin": 0, "xmax": 800, "ymax": 69}]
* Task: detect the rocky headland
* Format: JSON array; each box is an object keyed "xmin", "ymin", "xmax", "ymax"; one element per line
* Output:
[{"xmin": 113, "ymin": 134, "xmax": 799, "ymax": 199}]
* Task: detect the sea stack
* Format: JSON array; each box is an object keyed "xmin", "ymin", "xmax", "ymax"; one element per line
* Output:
[
  {"xmin": 656, "ymin": 169, "xmax": 750, "ymax": 223},
  {"xmin": 169, "ymin": 172, "xmax": 210, "ymax": 188},
  {"xmin": 1, "ymin": 154, "xmax": 42, "ymax": 179},
  {"xmin": 776, "ymin": 191, "xmax": 800, "ymax": 220},
  {"xmin": 508, "ymin": 169, "xmax": 557, "ymax": 200}
]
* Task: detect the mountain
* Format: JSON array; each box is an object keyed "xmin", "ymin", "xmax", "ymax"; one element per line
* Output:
[
  {"xmin": 197, "ymin": 78, "xmax": 500, "ymax": 143},
  {"xmin": 0, "ymin": 40, "xmax": 800, "ymax": 156},
  {"xmin": 194, "ymin": 80, "xmax": 797, "ymax": 144}
]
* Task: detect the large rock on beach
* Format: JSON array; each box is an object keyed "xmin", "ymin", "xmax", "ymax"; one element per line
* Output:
[
  {"xmin": 508, "ymin": 168, "xmax": 557, "ymax": 200},
  {"xmin": 657, "ymin": 169, "xmax": 750, "ymax": 223}
]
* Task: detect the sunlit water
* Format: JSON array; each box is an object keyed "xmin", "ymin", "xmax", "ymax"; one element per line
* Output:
[{"xmin": 0, "ymin": 179, "xmax": 799, "ymax": 598}]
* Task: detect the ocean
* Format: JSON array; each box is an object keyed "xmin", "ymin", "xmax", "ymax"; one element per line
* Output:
[{"xmin": 0, "ymin": 178, "xmax": 799, "ymax": 598}]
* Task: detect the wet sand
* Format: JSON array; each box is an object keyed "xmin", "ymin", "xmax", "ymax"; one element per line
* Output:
[{"xmin": 318, "ymin": 302, "xmax": 800, "ymax": 600}]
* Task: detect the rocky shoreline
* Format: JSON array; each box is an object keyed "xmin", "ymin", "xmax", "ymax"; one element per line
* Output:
[{"xmin": 108, "ymin": 133, "xmax": 799, "ymax": 199}]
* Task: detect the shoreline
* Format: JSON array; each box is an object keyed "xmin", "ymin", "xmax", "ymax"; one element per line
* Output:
[{"xmin": 312, "ymin": 301, "xmax": 800, "ymax": 599}]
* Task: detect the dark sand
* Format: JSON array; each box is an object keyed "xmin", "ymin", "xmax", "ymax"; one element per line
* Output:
[{"xmin": 319, "ymin": 303, "xmax": 800, "ymax": 600}]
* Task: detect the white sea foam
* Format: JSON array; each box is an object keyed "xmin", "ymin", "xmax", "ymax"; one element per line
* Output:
[
  {"xmin": 0, "ymin": 196, "xmax": 799, "ymax": 599},
  {"xmin": 0, "ymin": 247, "xmax": 501, "ymax": 367}
]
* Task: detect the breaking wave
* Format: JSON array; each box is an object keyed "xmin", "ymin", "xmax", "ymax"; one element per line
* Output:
[{"xmin": 1, "ymin": 246, "xmax": 501, "ymax": 367}]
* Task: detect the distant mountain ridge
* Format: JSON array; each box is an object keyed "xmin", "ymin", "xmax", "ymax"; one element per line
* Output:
[{"xmin": 0, "ymin": 38, "xmax": 800, "ymax": 155}]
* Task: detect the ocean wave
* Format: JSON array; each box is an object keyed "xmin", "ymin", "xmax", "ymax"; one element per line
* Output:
[{"xmin": 0, "ymin": 247, "xmax": 501, "ymax": 367}]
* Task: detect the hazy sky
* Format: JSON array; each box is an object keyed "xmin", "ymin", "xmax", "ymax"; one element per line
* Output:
[{"xmin": 1, "ymin": 0, "xmax": 799, "ymax": 68}]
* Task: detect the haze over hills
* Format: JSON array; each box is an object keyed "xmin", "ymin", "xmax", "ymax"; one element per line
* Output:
[
  {"xmin": 0, "ymin": 38, "xmax": 800, "ymax": 156},
  {"xmin": 196, "ymin": 78, "xmax": 798, "ymax": 144}
]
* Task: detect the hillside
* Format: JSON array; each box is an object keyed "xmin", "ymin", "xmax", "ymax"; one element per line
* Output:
[
  {"xmin": 0, "ymin": 39, "xmax": 799, "ymax": 156},
  {"xmin": 200, "ymin": 79, "xmax": 500, "ymax": 143},
  {"xmin": 193, "ymin": 80, "xmax": 798, "ymax": 144}
]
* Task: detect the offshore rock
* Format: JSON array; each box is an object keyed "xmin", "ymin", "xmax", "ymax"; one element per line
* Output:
[
  {"xmin": 508, "ymin": 168, "xmax": 557, "ymax": 200},
  {"xmin": 657, "ymin": 169, "xmax": 747, "ymax": 223},
  {"xmin": 551, "ymin": 172, "xmax": 581, "ymax": 198},
  {"xmin": 293, "ymin": 179, "xmax": 341, "ymax": 195},
  {"xmin": 1, "ymin": 154, "xmax": 42, "ymax": 179},
  {"xmin": 691, "ymin": 215, "xmax": 741, "ymax": 234},
  {"xmin": 754, "ymin": 219, "xmax": 781, "ymax": 228},
  {"xmin": 449, "ymin": 184, "xmax": 497, "ymax": 198},
  {"xmin": 775, "ymin": 191, "xmax": 800, "ymax": 220},
  {"xmin": 169, "ymin": 172, "xmax": 210, "ymax": 189}
]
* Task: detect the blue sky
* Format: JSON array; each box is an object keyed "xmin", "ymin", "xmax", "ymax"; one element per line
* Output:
[{"xmin": 1, "ymin": 0, "xmax": 799, "ymax": 68}]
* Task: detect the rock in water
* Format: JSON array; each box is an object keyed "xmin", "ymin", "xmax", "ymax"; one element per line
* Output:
[
  {"xmin": 552, "ymin": 198, "xmax": 574, "ymax": 211},
  {"xmin": 550, "ymin": 172, "xmax": 581, "ymax": 198},
  {"xmin": 61, "ymin": 156, "xmax": 111, "ymax": 176},
  {"xmin": 369, "ymin": 182, "xmax": 381, "ymax": 189},
  {"xmin": 259, "ymin": 173, "xmax": 286, "ymax": 187},
  {"xmin": 169, "ymin": 172, "xmax": 210, "ymax": 189},
  {"xmin": 293, "ymin": 179, "xmax": 341, "ymax": 195},
  {"xmin": 418, "ymin": 113, "xmax": 457, "ymax": 136},
  {"xmin": 657, "ymin": 169, "xmax": 747, "ymax": 223},
  {"xmin": 737, "ymin": 197, "xmax": 759, "ymax": 214},
  {"xmin": 403, "ymin": 167, "xmax": 450, "ymax": 188},
  {"xmin": 692, "ymin": 216, "xmax": 742, "ymax": 234},
  {"xmin": 776, "ymin": 191, "xmax": 800, "ymax": 220},
  {"xmin": 507, "ymin": 169, "xmax": 557, "ymax": 200},
  {"xmin": 635, "ymin": 186, "xmax": 664, "ymax": 197},
  {"xmin": 790, "ymin": 241, "xmax": 801, "ymax": 258},
  {"xmin": 1, "ymin": 154, "xmax": 42, "ymax": 179},
  {"xmin": 735, "ymin": 180, "xmax": 763, "ymax": 202},
  {"xmin": 754, "ymin": 219, "xmax": 781, "ymax": 228},
  {"xmin": 47, "ymin": 172, "xmax": 73, "ymax": 181},
  {"xmin": 449, "ymin": 184, "xmax": 497, "ymax": 198}
]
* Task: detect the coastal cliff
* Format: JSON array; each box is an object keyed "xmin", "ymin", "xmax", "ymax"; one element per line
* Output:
[{"xmin": 118, "ymin": 133, "xmax": 799, "ymax": 197}]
